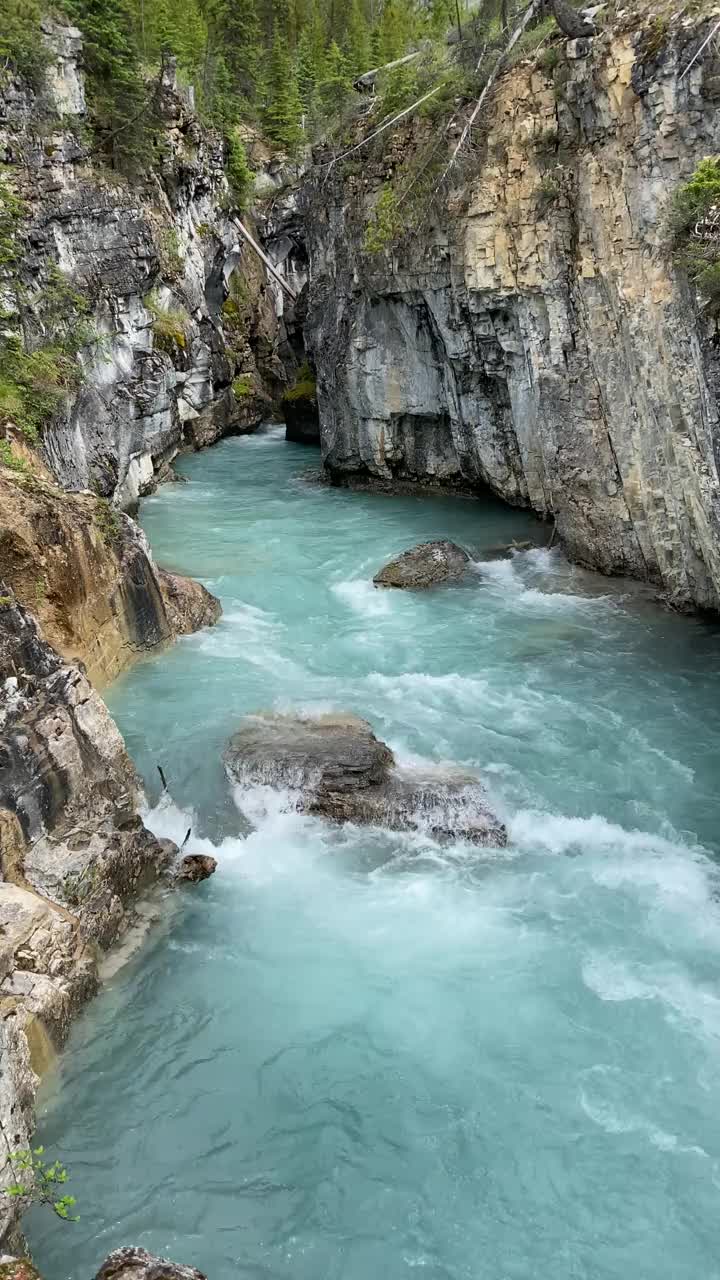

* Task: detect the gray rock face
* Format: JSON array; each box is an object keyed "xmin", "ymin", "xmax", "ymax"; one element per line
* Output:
[
  {"xmin": 224, "ymin": 712, "xmax": 506, "ymax": 845},
  {"xmin": 95, "ymin": 1248, "xmax": 207, "ymax": 1280},
  {"xmin": 156, "ymin": 571, "xmax": 222, "ymax": 635},
  {"xmin": 0, "ymin": 595, "xmax": 178, "ymax": 1246},
  {"xmin": 1, "ymin": 30, "xmax": 290, "ymax": 511},
  {"xmin": 303, "ymin": 16, "xmax": 720, "ymax": 612},
  {"xmin": 374, "ymin": 540, "xmax": 470, "ymax": 589}
]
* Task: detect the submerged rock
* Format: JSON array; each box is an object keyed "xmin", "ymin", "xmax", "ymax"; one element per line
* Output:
[
  {"xmin": 479, "ymin": 540, "xmax": 534, "ymax": 561},
  {"xmin": 176, "ymin": 853, "xmax": 218, "ymax": 882},
  {"xmin": 95, "ymin": 1247, "xmax": 207, "ymax": 1280},
  {"xmin": 374, "ymin": 541, "xmax": 470, "ymax": 590},
  {"xmin": 224, "ymin": 712, "xmax": 506, "ymax": 845},
  {"xmin": 156, "ymin": 570, "xmax": 222, "ymax": 635}
]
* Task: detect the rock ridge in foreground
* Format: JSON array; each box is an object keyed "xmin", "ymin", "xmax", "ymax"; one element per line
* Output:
[
  {"xmin": 0, "ymin": 594, "xmax": 179, "ymax": 1248},
  {"xmin": 224, "ymin": 711, "xmax": 506, "ymax": 845}
]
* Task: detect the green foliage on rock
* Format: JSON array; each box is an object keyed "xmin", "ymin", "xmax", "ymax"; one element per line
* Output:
[
  {"xmin": 146, "ymin": 293, "xmax": 189, "ymax": 354},
  {"xmin": 282, "ymin": 361, "xmax": 316, "ymax": 401},
  {"xmin": 232, "ymin": 372, "xmax": 256, "ymax": 397},
  {"xmin": 225, "ymin": 132, "xmax": 255, "ymax": 211},
  {"xmin": 3, "ymin": 1148, "xmax": 79, "ymax": 1222},
  {"xmin": 0, "ymin": 0, "xmax": 50, "ymax": 87},
  {"xmin": 668, "ymin": 158, "xmax": 720, "ymax": 311},
  {"xmin": 363, "ymin": 183, "xmax": 404, "ymax": 254}
]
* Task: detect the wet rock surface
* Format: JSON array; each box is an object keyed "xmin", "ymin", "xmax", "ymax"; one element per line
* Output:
[
  {"xmin": 156, "ymin": 571, "xmax": 222, "ymax": 635},
  {"xmin": 0, "ymin": 594, "xmax": 177, "ymax": 1245},
  {"xmin": 95, "ymin": 1248, "xmax": 207, "ymax": 1280},
  {"xmin": 304, "ymin": 14, "xmax": 720, "ymax": 612},
  {"xmin": 374, "ymin": 541, "xmax": 470, "ymax": 589},
  {"xmin": 224, "ymin": 712, "xmax": 506, "ymax": 845},
  {"xmin": 176, "ymin": 854, "xmax": 218, "ymax": 882}
]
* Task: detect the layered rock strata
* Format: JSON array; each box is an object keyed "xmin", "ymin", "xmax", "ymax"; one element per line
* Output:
[
  {"xmin": 304, "ymin": 12, "xmax": 720, "ymax": 611},
  {"xmin": 1, "ymin": 25, "xmax": 291, "ymax": 510},
  {"xmin": 225, "ymin": 711, "xmax": 506, "ymax": 844},
  {"xmin": 0, "ymin": 596, "xmax": 178, "ymax": 1247}
]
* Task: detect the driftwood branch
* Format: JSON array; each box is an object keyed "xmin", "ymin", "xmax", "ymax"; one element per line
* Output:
[
  {"xmin": 354, "ymin": 49, "xmax": 423, "ymax": 90},
  {"xmin": 233, "ymin": 218, "xmax": 298, "ymax": 301}
]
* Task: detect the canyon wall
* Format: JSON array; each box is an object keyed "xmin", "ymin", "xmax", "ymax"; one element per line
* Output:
[
  {"xmin": 0, "ymin": 595, "xmax": 179, "ymax": 1248},
  {"xmin": 304, "ymin": 14, "xmax": 720, "ymax": 611},
  {"xmin": 1, "ymin": 21, "xmax": 290, "ymax": 511}
]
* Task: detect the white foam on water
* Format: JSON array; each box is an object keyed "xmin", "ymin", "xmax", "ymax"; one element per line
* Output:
[
  {"xmin": 579, "ymin": 1067, "xmax": 711, "ymax": 1158},
  {"xmin": 472, "ymin": 552, "xmax": 613, "ymax": 614},
  {"xmin": 332, "ymin": 577, "xmax": 395, "ymax": 616}
]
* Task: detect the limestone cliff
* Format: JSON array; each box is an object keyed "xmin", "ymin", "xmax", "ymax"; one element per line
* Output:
[
  {"xmin": 304, "ymin": 11, "xmax": 720, "ymax": 611},
  {"xmin": 0, "ymin": 594, "xmax": 178, "ymax": 1247},
  {"xmin": 0, "ymin": 458, "xmax": 220, "ymax": 686},
  {"xmin": 1, "ymin": 22, "xmax": 290, "ymax": 510}
]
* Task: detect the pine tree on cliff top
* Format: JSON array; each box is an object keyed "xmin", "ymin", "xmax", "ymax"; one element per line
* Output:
[
  {"xmin": 263, "ymin": 21, "xmax": 304, "ymax": 151},
  {"xmin": 344, "ymin": 0, "xmax": 371, "ymax": 77},
  {"xmin": 68, "ymin": 0, "xmax": 153, "ymax": 173}
]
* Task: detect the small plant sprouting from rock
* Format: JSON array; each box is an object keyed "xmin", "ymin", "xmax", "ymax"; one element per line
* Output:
[
  {"xmin": 538, "ymin": 173, "xmax": 561, "ymax": 209},
  {"xmin": 3, "ymin": 1148, "xmax": 79, "ymax": 1222},
  {"xmin": 232, "ymin": 373, "xmax": 255, "ymax": 399},
  {"xmin": 146, "ymin": 294, "xmax": 189, "ymax": 355},
  {"xmin": 667, "ymin": 157, "xmax": 720, "ymax": 312},
  {"xmin": 282, "ymin": 362, "xmax": 316, "ymax": 403},
  {"xmin": 95, "ymin": 497, "xmax": 121, "ymax": 546},
  {"xmin": 363, "ymin": 185, "xmax": 404, "ymax": 255},
  {"xmin": 0, "ymin": 439, "xmax": 28, "ymax": 473}
]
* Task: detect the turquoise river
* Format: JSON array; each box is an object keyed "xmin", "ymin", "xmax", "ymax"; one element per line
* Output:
[{"xmin": 28, "ymin": 426, "xmax": 720, "ymax": 1280}]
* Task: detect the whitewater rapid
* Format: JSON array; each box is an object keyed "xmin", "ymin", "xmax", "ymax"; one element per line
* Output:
[{"xmin": 29, "ymin": 427, "xmax": 720, "ymax": 1280}]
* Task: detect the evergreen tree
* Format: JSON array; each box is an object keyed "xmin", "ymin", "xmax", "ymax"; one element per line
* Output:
[
  {"xmin": 376, "ymin": 0, "xmax": 416, "ymax": 64},
  {"xmin": 263, "ymin": 21, "xmax": 304, "ymax": 151},
  {"xmin": 344, "ymin": 0, "xmax": 370, "ymax": 77},
  {"xmin": 317, "ymin": 40, "xmax": 352, "ymax": 114},
  {"xmin": 296, "ymin": 25, "xmax": 320, "ymax": 114},
  {"xmin": 68, "ymin": 0, "xmax": 154, "ymax": 173},
  {"xmin": 223, "ymin": 0, "xmax": 263, "ymax": 99}
]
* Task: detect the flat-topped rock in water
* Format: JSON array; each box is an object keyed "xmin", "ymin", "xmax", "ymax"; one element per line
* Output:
[
  {"xmin": 374, "ymin": 541, "xmax": 470, "ymax": 590},
  {"xmin": 225, "ymin": 712, "xmax": 393, "ymax": 794},
  {"xmin": 224, "ymin": 712, "xmax": 506, "ymax": 846},
  {"xmin": 95, "ymin": 1247, "xmax": 207, "ymax": 1280}
]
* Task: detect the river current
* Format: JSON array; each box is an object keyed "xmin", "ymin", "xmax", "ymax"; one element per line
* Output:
[{"xmin": 29, "ymin": 427, "xmax": 720, "ymax": 1279}]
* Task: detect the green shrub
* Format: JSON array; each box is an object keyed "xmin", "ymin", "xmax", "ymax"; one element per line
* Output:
[
  {"xmin": 668, "ymin": 158, "xmax": 720, "ymax": 312},
  {"xmin": 146, "ymin": 293, "xmax": 189, "ymax": 354},
  {"xmin": 0, "ymin": 0, "xmax": 50, "ymax": 88},
  {"xmin": 537, "ymin": 45, "xmax": 561, "ymax": 72},
  {"xmin": 363, "ymin": 185, "xmax": 405, "ymax": 254},
  {"xmin": 0, "ymin": 439, "xmax": 28, "ymax": 472},
  {"xmin": 158, "ymin": 227, "xmax": 183, "ymax": 280},
  {"xmin": 3, "ymin": 1147, "xmax": 78, "ymax": 1222},
  {"xmin": 225, "ymin": 133, "xmax": 255, "ymax": 213},
  {"xmin": 95, "ymin": 497, "xmax": 121, "ymax": 545},
  {"xmin": 0, "ymin": 338, "xmax": 81, "ymax": 442},
  {"xmin": 232, "ymin": 373, "xmax": 256, "ymax": 398}
]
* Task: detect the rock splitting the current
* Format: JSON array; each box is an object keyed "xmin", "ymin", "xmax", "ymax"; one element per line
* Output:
[
  {"xmin": 156, "ymin": 570, "xmax": 222, "ymax": 635},
  {"xmin": 224, "ymin": 712, "xmax": 506, "ymax": 845},
  {"xmin": 373, "ymin": 541, "xmax": 470, "ymax": 590},
  {"xmin": 176, "ymin": 853, "xmax": 218, "ymax": 882}
]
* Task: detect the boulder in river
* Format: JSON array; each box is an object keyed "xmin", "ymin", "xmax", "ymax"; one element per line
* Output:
[
  {"xmin": 373, "ymin": 540, "xmax": 470, "ymax": 590},
  {"xmin": 176, "ymin": 853, "xmax": 218, "ymax": 882},
  {"xmin": 95, "ymin": 1247, "xmax": 207, "ymax": 1280},
  {"xmin": 224, "ymin": 712, "xmax": 506, "ymax": 846},
  {"xmin": 156, "ymin": 569, "xmax": 222, "ymax": 634}
]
